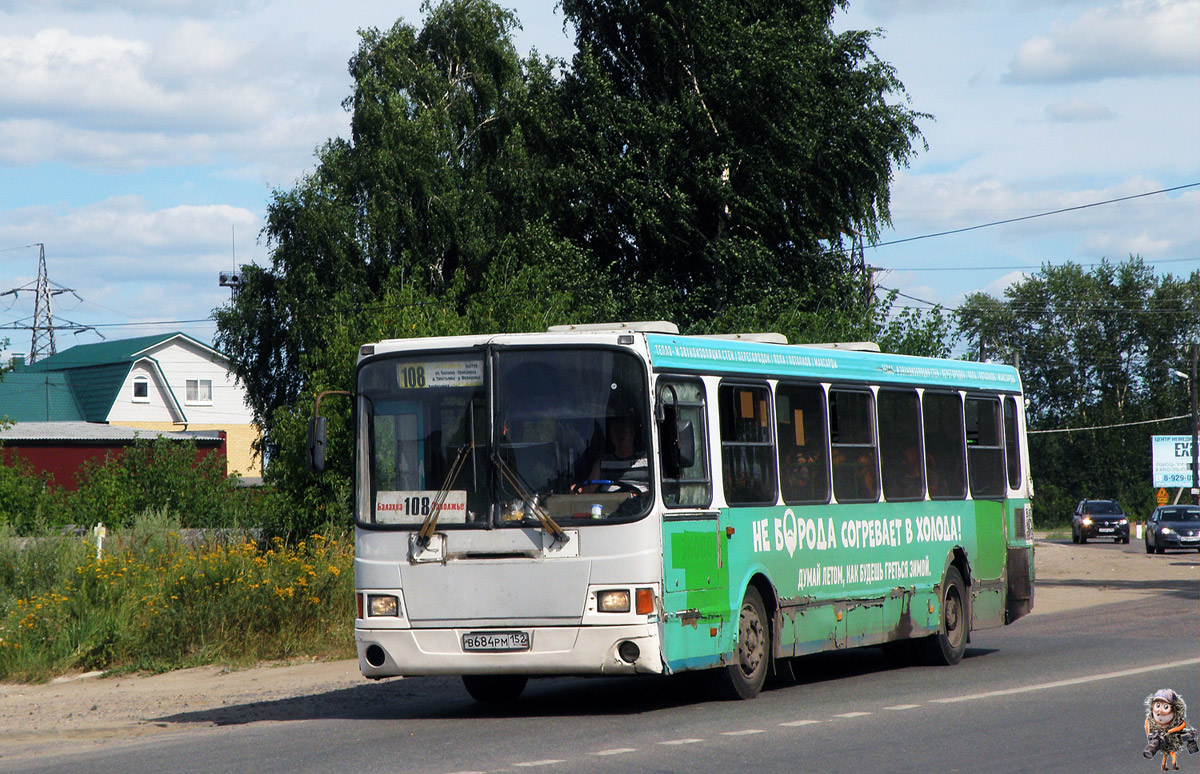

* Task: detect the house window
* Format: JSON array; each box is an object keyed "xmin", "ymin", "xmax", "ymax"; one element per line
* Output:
[
  {"xmin": 186, "ymin": 379, "xmax": 213, "ymax": 404},
  {"xmin": 132, "ymin": 377, "xmax": 149, "ymax": 402}
]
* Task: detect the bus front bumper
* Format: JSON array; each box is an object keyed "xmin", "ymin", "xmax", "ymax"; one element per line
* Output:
[{"xmin": 355, "ymin": 623, "xmax": 663, "ymax": 678}]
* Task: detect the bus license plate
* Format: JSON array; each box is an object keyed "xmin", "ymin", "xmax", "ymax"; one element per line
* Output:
[{"xmin": 462, "ymin": 631, "xmax": 531, "ymax": 652}]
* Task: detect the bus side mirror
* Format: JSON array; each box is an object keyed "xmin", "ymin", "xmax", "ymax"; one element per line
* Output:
[
  {"xmin": 307, "ymin": 416, "xmax": 327, "ymax": 472},
  {"xmin": 676, "ymin": 419, "xmax": 695, "ymax": 469},
  {"xmin": 660, "ymin": 415, "xmax": 695, "ymax": 477}
]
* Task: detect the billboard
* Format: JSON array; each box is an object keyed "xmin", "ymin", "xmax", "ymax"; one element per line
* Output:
[{"xmin": 1152, "ymin": 435, "xmax": 1196, "ymax": 487}]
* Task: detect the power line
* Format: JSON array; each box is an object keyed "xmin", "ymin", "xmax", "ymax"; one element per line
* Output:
[
  {"xmin": 881, "ymin": 256, "xmax": 1197, "ymax": 272},
  {"xmin": 86, "ymin": 318, "xmax": 213, "ymax": 328},
  {"xmin": 869, "ymin": 182, "xmax": 1200, "ymax": 249},
  {"xmin": 1029, "ymin": 413, "xmax": 1191, "ymax": 435}
]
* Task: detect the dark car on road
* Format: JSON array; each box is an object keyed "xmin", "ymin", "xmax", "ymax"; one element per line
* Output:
[
  {"xmin": 1071, "ymin": 499, "xmax": 1130, "ymax": 544},
  {"xmin": 1144, "ymin": 504, "xmax": 1200, "ymax": 553}
]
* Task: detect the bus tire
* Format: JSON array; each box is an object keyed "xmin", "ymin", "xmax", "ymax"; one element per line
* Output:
[
  {"xmin": 711, "ymin": 586, "xmax": 769, "ymax": 700},
  {"xmin": 920, "ymin": 565, "xmax": 968, "ymax": 666},
  {"xmin": 462, "ymin": 675, "xmax": 528, "ymax": 703}
]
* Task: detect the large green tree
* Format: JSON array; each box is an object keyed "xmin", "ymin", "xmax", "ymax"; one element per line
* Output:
[
  {"xmin": 554, "ymin": 0, "xmax": 926, "ymax": 331},
  {"xmin": 956, "ymin": 256, "xmax": 1199, "ymax": 524}
]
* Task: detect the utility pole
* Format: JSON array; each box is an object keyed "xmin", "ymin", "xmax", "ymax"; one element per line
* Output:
[{"xmin": 1191, "ymin": 342, "xmax": 1198, "ymax": 505}]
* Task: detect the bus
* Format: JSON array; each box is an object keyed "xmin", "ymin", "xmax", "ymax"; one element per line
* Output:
[{"xmin": 311, "ymin": 321, "xmax": 1034, "ymax": 701}]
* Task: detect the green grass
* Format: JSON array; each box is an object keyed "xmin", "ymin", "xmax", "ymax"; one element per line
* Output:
[{"xmin": 0, "ymin": 510, "xmax": 355, "ymax": 683}]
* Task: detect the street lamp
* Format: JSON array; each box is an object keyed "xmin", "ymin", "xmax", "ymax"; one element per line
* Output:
[{"xmin": 1168, "ymin": 347, "xmax": 1200, "ymax": 505}]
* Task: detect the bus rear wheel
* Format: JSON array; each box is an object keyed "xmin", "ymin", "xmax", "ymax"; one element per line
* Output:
[
  {"xmin": 920, "ymin": 565, "xmax": 968, "ymax": 666},
  {"xmin": 711, "ymin": 586, "xmax": 769, "ymax": 700},
  {"xmin": 462, "ymin": 675, "xmax": 528, "ymax": 703}
]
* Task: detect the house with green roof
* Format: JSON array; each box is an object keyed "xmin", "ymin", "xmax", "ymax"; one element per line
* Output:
[{"xmin": 3, "ymin": 333, "xmax": 260, "ymax": 477}]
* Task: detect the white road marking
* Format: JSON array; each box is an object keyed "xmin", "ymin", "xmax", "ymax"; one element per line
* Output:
[
  {"xmin": 513, "ymin": 760, "xmax": 565, "ymax": 767},
  {"xmin": 660, "ymin": 738, "xmax": 704, "ymax": 745},
  {"xmin": 884, "ymin": 704, "xmax": 922, "ymax": 711},
  {"xmin": 833, "ymin": 711, "xmax": 872, "ymax": 718},
  {"xmin": 591, "ymin": 748, "xmax": 638, "ymax": 756},
  {"xmin": 779, "ymin": 719, "xmax": 822, "ymax": 726},
  {"xmin": 929, "ymin": 659, "xmax": 1200, "ymax": 704},
  {"xmin": 721, "ymin": 729, "xmax": 765, "ymax": 736}
]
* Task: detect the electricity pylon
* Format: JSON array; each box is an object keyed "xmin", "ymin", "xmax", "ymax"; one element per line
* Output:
[{"xmin": 0, "ymin": 244, "xmax": 96, "ymax": 363}]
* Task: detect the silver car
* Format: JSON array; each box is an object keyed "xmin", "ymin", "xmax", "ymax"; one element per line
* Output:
[{"xmin": 1144, "ymin": 505, "xmax": 1200, "ymax": 554}]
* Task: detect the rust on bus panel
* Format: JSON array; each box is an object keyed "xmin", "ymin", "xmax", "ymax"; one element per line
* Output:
[{"xmin": 889, "ymin": 586, "xmax": 915, "ymax": 642}]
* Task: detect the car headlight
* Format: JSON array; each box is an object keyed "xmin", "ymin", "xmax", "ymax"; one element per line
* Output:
[
  {"xmin": 1117, "ymin": 518, "xmax": 1128, "ymax": 525},
  {"xmin": 1081, "ymin": 516, "xmax": 1092, "ymax": 525},
  {"xmin": 1160, "ymin": 527, "xmax": 1175, "ymax": 536}
]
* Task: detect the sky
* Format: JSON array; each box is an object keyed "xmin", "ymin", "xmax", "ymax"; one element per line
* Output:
[{"xmin": 0, "ymin": 0, "xmax": 1196, "ymax": 361}]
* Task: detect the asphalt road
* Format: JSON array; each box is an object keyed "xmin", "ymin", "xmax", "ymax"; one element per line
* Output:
[{"xmin": 9, "ymin": 541, "xmax": 1199, "ymax": 774}]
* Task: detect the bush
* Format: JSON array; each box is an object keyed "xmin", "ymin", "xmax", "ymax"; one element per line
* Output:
[
  {"xmin": 66, "ymin": 438, "xmax": 242, "ymax": 529},
  {"xmin": 0, "ymin": 510, "xmax": 355, "ymax": 682},
  {"xmin": 0, "ymin": 456, "xmax": 59, "ymax": 533}
]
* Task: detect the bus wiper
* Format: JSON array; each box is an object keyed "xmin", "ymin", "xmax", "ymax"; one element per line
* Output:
[
  {"xmin": 495, "ymin": 454, "xmax": 567, "ymax": 543},
  {"xmin": 417, "ymin": 442, "xmax": 471, "ymax": 548}
]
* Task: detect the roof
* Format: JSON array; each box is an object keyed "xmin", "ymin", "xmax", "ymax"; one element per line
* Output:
[
  {"xmin": 645, "ymin": 333, "xmax": 1022, "ymax": 393},
  {"xmin": 11, "ymin": 332, "xmax": 221, "ymax": 422},
  {"xmin": 62, "ymin": 364, "xmax": 137, "ymax": 422},
  {"xmin": 0, "ymin": 421, "xmax": 223, "ymax": 444},
  {"xmin": 21, "ymin": 332, "xmax": 223, "ymax": 372},
  {"xmin": 0, "ymin": 372, "xmax": 86, "ymax": 422}
]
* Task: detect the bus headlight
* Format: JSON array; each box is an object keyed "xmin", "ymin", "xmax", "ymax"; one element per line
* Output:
[
  {"xmin": 597, "ymin": 590, "xmax": 631, "ymax": 613},
  {"xmin": 368, "ymin": 594, "xmax": 400, "ymax": 617}
]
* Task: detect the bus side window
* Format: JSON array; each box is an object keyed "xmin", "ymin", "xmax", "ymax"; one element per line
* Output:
[
  {"xmin": 966, "ymin": 396, "xmax": 1004, "ymax": 499},
  {"xmin": 829, "ymin": 389, "xmax": 878, "ymax": 503},
  {"xmin": 1003, "ymin": 396, "xmax": 1022, "ymax": 490},
  {"xmin": 719, "ymin": 383, "xmax": 777, "ymax": 505},
  {"xmin": 776, "ymin": 383, "xmax": 830, "ymax": 504},
  {"xmin": 923, "ymin": 392, "xmax": 966, "ymax": 499},
  {"xmin": 878, "ymin": 388, "xmax": 923, "ymax": 501},
  {"xmin": 658, "ymin": 379, "xmax": 712, "ymax": 508}
]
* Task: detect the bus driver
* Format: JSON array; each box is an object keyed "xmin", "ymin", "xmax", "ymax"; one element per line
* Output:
[{"xmin": 575, "ymin": 415, "xmax": 649, "ymax": 494}]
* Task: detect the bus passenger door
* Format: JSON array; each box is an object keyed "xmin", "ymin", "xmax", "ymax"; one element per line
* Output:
[
  {"xmin": 656, "ymin": 376, "xmax": 728, "ymax": 672},
  {"xmin": 662, "ymin": 514, "xmax": 729, "ymax": 671}
]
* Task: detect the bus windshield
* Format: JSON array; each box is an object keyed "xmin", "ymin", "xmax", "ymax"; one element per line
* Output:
[{"xmin": 356, "ymin": 347, "xmax": 651, "ymax": 527}]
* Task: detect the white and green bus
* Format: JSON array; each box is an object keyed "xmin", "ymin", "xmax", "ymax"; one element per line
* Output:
[{"xmin": 317, "ymin": 321, "xmax": 1034, "ymax": 701}]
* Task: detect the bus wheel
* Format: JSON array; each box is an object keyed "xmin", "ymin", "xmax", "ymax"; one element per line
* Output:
[
  {"xmin": 920, "ymin": 566, "xmax": 968, "ymax": 666},
  {"xmin": 462, "ymin": 675, "xmax": 528, "ymax": 703},
  {"xmin": 712, "ymin": 586, "xmax": 769, "ymax": 700}
]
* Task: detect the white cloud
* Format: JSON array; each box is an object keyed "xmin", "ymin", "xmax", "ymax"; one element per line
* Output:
[
  {"xmin": 0, "ymin": 27, "xmax": 286, "ymax": 132},
  {"xmin": 1007, "ymin": 0, "xmax": 1199, "ymax": 82},
  {"xmin": 983, "ymin": 270, "xmax": 1032, "ymax": 299},
  {"xmin": 0, "ymin": 0, "xmax": 267, "ymax": 17},
  {"xmin": 1044, "ymin": 97, "xmax": 1113, "ymax": 121},
  {"xmin": 0, "ymin": 197, "xmax": 266, "ymax": 336}
]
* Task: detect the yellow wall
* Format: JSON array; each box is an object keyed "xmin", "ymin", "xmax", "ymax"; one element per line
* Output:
[{"xmin": 109, "ymin": 421, "xmax": 262, "ymax": 478}]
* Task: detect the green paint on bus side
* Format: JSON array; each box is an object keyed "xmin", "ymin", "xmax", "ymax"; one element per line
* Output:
[{"xmin": 660, "ymin": 499, "xmax": 1025, "ymax": 672}]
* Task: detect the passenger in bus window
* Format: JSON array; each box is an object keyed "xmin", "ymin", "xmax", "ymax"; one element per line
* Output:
[
  {"xmin": 831, "ymin": 446, "xmax": 877, "ymax": 501},
  {"xmin": 782, "ymin": 451, "xmax": 817, "ymax": 500}
]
